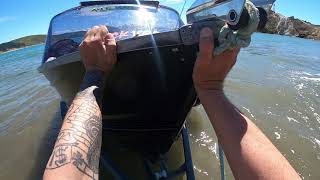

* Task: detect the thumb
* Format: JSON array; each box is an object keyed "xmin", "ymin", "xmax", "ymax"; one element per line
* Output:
[{"xmin": 199, "ymin": 27, "xmax": 214, "ymax": 59}]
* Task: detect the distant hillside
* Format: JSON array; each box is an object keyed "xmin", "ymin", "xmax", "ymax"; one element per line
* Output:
[
  {"xmin": 0, "ymin": 35, "xmax": 46, "ymax": 53},
  {"xmin": 262, "ymin": 10, "xmax": 320, "ymax": 40}
]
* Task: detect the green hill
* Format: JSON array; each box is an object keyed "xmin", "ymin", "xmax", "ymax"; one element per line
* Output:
[{"xmin": 0, "ymin": 35, "xmax": 46, "ymax": 53}]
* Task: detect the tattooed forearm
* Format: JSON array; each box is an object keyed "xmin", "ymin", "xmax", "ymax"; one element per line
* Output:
[
  {"xmin": 44, "ymin": 85, "xmax": 103, "ymax": 180},
  {"xmin": 44, "ymin": 25, "xmax": 117, "ymax": 180}
]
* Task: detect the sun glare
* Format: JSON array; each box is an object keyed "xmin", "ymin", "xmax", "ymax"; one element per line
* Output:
[{"xmin": 135, "ymin": 7, "xmax": 155, "ymax": 28}]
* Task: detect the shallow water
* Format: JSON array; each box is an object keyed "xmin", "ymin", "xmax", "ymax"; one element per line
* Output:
[{"xmin": 0, "ymin": 33, "xmax": 319, "ymax": 179}]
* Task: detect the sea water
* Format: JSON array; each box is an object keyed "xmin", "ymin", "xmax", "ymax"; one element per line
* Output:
[{"xmin": 0, "ymin": 33, "xmax": 319, "ymax": 179}]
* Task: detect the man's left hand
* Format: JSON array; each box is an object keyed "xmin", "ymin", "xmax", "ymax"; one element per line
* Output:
[{"xmin": 80, "ymin": 25, "xmax": 117, "ymax": 73}]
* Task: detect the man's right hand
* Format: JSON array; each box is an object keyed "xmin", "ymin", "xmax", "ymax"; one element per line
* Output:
[
  {"xmin": 192, "ymin": 28, "xmax": 300, "ymax": 180},
  {"xmin": 193, "ymin": 27, "xmax": 240, "ymax": 92}
]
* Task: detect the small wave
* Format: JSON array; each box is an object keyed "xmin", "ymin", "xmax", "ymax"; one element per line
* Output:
[
  {"xmin": 300, "ymin": 77, "xmax": 320, "ymax": 82},
  {"xmin": 242, "ymin": 106, "xmax": 255, "ymax": 118},
  {"xmin": 315, "ymin": 138, "xmax": 320, "ymax": 147},
  {"xmin": 300, "ymin": 72, "xmax": 313, "ymax": 76},
  {"xmin": 313, "ymin": 113, "xmax": 320, "ymax": 124},
  {"xmin": 286, "ymin": 116, "xmax": 301, "ymax": 124},
  {"xmin": 290, "ymin": 71, "xmax": 320, "ymax": 87},
  {"xmin": 291, "ymin": 71, "xmax": 319, "ymax": 77},
  {"xmin": 295, "ymin": 83, "xmax": 305, "ymax": 90},
  {"xmin": 274, "ymin": 132, "xmax": 281, "ymax": 140},
  {"xmin": 193, "ymin": 165, "xmax": 211, "ymax": 177}
]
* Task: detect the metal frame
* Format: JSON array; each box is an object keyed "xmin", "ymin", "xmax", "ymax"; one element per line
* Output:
[
  {"xmin": 42, "ymin": 2, "xmax": 182, "ymax": 64},
  {"xmin": 141, "ymin": 125, "xmax": 195, "ymax": 180},
  {"xmin": 98, "ymin": 126, "xmax": 195, "ymax": 180},
  {"xmin": 60, "ymin": 101, "xmax": 195, "ymax": 180}
]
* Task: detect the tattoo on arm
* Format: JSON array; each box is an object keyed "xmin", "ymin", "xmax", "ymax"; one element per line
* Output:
[{"xmin": 45, "ymin": 71, "xmax": 105, "ymax": 180}]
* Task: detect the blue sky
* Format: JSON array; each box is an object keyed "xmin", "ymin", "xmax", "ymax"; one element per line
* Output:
[{"xmin": 0, "ymin": 0, "xmax": 319, "ymax": 43}]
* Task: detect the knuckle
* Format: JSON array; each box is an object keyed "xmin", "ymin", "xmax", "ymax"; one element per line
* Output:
[
  {"xmin": 80, "ymin": 41, "xmax": 87, "ymax": 48},
  {"xmin": 92, "ymin": 38, "xmax": 103, "ymax": 44},
  {"xmin": 99, "ymin": 25, "xmax": 107, "ymax": 31},
  {"xmin": 82, "ymin": 40, "xmax": 90, "ymax": 46},
  {"xmin": 86, "ymin": 29, "xmax": 94, "ymax": 35}
]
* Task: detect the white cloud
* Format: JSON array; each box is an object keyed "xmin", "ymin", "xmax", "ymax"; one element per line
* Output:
[{"xmin": 0, "ymin": 16, "xmax": 16, "ymax": 23}]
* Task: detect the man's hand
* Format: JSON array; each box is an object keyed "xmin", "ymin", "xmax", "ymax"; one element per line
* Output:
[
  {"xmin": 193, "ymin": 27, "xmax": 239, "ymax": 92},
  {"xmin": 80, "ymin": 25, "xmax": 117, "ymax": 73},
  {"xmin": 44, "ymin": 26, "xmax": 117, "ymax": 180},
  {"xmin": 192, "ymin": 28, "xmax": 300, "ymax": 180}
]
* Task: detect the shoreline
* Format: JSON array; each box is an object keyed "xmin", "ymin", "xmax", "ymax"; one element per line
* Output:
[
  {"xmin": 258, "ymin": 32, "xmax": 320, "ymax": 41},
  {"xmin": 0, "ymin": 32, "xmax": 319, "ymax": 56},
  {"xmin": 0, "ymin": 43, "xmax": 44, "ymax": 55}
]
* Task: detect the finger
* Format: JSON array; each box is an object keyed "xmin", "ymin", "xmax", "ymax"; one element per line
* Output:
[
  {"xmin": 199, "ymin": 27, "xmax": 214, "ymax": 59},
  {"xmin": 95, "ymin": 25, "xmax": 108, "ymax": 42},
  {"xmin": 231, "ymin": 48, "xmax": 240, "ymax": 65},
  {"xmin": 84, "ymin": 26, "xmax": 97, "ymax": 39},
  {"xmin": 230, "ymin": 48, "xmax": 240, "ymax": 58},
  {"xmin": 81, "ymin": 29, "xmax": 94, "ymax": 47},
  {"xmin": 89, "ymin": 26, "xmax": 100, "ymax": 36},
  {"xmin": 232, "ymin": 48, "xmax": 240, "ymax": 57},
  {"xmin": 101, "ymin": 25, "xmax": 109, "ymax": 33},
  {"xmin": 105, "ymin": 33, "xmax": 117, "ymax": 64},
  {"xmin": 85, "ymin": 26, "xmax": 100, "ymax": 41},
  {"xmin": 104, "ymin": 33, "xmax": 116, "ymax": 46},
  {"xmin": 224, "ymin": 48, "xmax": 240, "ymax": 70},
  {"xmin": 83, "ymin": 27, "xmax": 94, "ymax": 41},
  {"xmin": 92, "ymin": 25, "xmax": 100, "ymax": 29},
  {"xmin": 88, "ymin": 25, "xmax": 99, "ymax": 34}
]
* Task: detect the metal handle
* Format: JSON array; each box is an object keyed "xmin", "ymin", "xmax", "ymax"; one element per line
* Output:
[
  {"xmin": 186, "ymin": 0, "xmax": 246, "ymax": 25},
  {"xmin": 227, "ymin": 7, "xmax": 249, "ymax": 30},
  {"xmin": 228, "ymin": 6, "xmax": 268, "ymax": 31}
]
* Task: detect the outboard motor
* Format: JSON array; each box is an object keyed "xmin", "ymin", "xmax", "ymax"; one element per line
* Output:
[{"xmin": 39, "ymin": 0, "xmax": 269, "ymax": 156}]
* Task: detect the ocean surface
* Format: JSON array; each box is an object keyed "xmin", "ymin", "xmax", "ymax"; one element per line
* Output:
[{"xmin": 0, "ymin": 33, "xmax": 319, "ymax": 179}]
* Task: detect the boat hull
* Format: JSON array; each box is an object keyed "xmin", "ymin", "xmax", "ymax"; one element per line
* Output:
[{"xmin": 40, "ymin": 44, "xmax": 198, "ymax": 155}]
